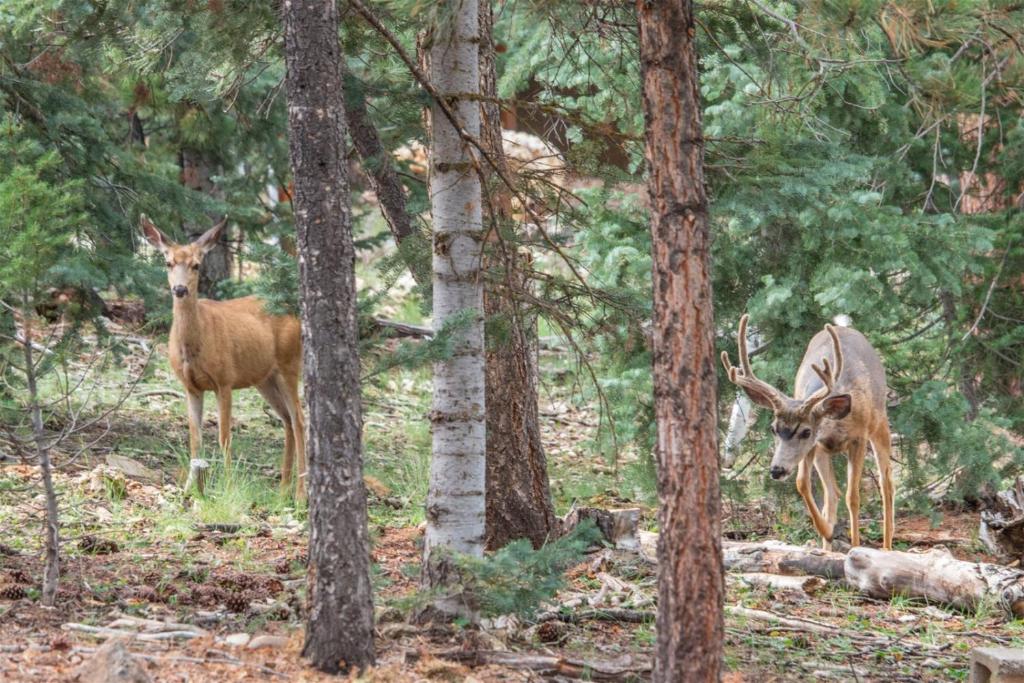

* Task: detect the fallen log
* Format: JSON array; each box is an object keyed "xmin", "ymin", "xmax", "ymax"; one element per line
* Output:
[
  {"xmin": 845, "ymin": 546, "xmax": 1024, "ymax": 618},
  {"xmin": 723, "ymin": 540, "xmax": 846, "ymax": 579}
]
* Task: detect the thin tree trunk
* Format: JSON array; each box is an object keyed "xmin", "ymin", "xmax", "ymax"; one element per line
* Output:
[
  {"xmin": 21, "ymin": 303, "xmax": 59, "ymax": 607},
  {"xmin": 422, "ymin": 0, "xmax": 486, "ymax": 620},
  {"xmin": 179, "ymin": 146, "xmax": 229, "ymax": 298},
  {"xmin": 479, "ymin": 0, "xmax": 556, "ymax": 551},
  {"xmin": 283, "ymin": 0, "xmax": 374, "ymax": 672},
  {"xmin": 638, "ymin": 0, "xmax": 724, "ymax": 680},
  {"xmin": 343, "ymin": 74, "xmax": 429, "ymax": 285}
]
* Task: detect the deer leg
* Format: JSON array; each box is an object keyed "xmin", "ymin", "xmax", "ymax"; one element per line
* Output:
[
  {"xmin": 812, "ymin": 450, "xmax": 841, "ymax": 551},
  {"xmin": 845, "ymin": 440, "xmax": 867, "ymax": 547},
  {"xmin": 795, "ymin": 449, "xmax": 834, "ymax": 547},
  {"xmin": 216, "ymin": 389, "xmax": 233, "ymax": 470},
  {"xmin": 283, "ymin": 376, "xmax": 306, "ymax": 503},
  {"xmin": 871, "ymin": 425, "xmax": 896, "ymax": 550},
  {"xmin": 257, "ymin": 377, "xmax": 294, "ymax": 495},
  {"xmin": 186, "ymin": 391, "xmax": 204, "ymax": 460}
]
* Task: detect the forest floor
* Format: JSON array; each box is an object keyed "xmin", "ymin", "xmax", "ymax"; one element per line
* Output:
[{"xmin": 2, "ymin": 321, "xmax": 1023, "ymax": 682}]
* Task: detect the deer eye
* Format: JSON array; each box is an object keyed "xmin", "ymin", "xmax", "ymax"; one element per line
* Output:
[
  {"xmin": 190, "ymin": 263, "xmax": 200, "ymax": 270},
  {"xmin": 799, "ymin": 429, "xmax": 812, "ymax": 439},
  {"xmin": 165, "ymin": 262, "xmax": 173, "ymax": 268}
]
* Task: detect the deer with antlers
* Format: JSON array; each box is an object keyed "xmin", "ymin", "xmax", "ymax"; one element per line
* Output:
[
  {"xmin": 140, "ymin": 216, "xmax": 306, "ymax": 500},
  {"xmin": 722, "ymin": 315, "xmax": 895, "ymax": 550}
]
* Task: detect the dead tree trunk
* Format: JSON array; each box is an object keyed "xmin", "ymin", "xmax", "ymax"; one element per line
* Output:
[
  {"xmin": 845, "ymin": 546, "xmax": 1024, "ymax": 618},
  {"xmin": 638, "ymin": 0, "xmax": 724, "ymax": 679},
  {"xmin": 179, "ymin": 146, "xmax": 229, "ymax": 298},
  {"xmin": 343, "ymin": 69, "xmax": 429, "ymax": 285},
  {"xmin": 284, "ymin": 0, "xmax": 375, "ymax": 672},
  {"xmin": 479, "ymin": 0, "xmax": 556, "ymax": 551}
]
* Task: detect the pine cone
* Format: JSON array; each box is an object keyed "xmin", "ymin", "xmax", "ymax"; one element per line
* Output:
[
  {"xmin": 536, "ymin": 620, "xmax": 568, "ymax": 644},
  {"xmin": 79, "ymin": 535, "xmax": 120, "ymax": 555},
  {"xmin": 0, "ymin": 585, "xmax": 27, "ymax": 600},
  {"xmin": 7, "ymin": 569, "xmax": 31, "ymax": 585},
  {"xmin": 225, "ymin": 592, "xmax": 250, "ymax": 613},
  {"xmin": 132, "ymin": 586, "xmax": 159, "ymax": 603},
  {"xmin": 274, "ymin": 558, "xmax": 291, "ymax": 575}
]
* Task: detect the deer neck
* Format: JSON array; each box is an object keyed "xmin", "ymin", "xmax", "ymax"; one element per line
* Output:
[{"xmin": 170, "ymin": 296, "xmax": 204, "ymax": 362}]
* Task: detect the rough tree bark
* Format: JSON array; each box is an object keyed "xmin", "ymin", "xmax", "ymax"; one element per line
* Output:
[
  {"xmin": 422, "ymin": 0, "xmax": 486, "ymax": 620},
  {"xmin": 638, "ymin": 0, "xmax": 725, "ymax": 680},
  {"xmin": 179, "ymin": 145, "xmax": 229, "ymax": 298},
  {"xmin": 283, "ymin": 0, "xmax": 374, "ymax": 672},
  {"xmin": 479, "ymin": 0, "xmax": 556, "ymax": 551}
]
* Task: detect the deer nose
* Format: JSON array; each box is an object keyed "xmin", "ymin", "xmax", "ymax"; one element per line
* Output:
[
  {"xmin": 770, "ymin": 466, "xmax": 787, "ymax": 480},
  {"xmin": 173, "ymin": 285, "xmax": 189, "ymax": 298}
]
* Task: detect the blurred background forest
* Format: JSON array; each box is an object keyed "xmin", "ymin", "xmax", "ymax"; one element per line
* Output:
[{"xmin": 1, "ymin": 0, "xmax": 1022, "ymax": 515}]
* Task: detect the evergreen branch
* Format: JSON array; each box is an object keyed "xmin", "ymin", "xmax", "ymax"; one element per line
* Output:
[{"xmin": 347, "ymin": 0, "xmax": 600, "ymax": 306}]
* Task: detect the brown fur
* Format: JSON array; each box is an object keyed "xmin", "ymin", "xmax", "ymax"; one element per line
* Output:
[
  {"xmin": 723, "ymin": 316, "xmax": 895, "ymax": 550},
  {"xmin": 140, "ymin": 216, "xmax": 306, "ymax": 500}
]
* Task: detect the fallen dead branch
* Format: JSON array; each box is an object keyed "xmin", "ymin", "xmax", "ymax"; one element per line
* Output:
[
  {"xmin": 71, "ymin": 646, "xmax": 287, "ymax": 678},
  {"xmin": 64, "ymin": 625, "xmax": 203, "ymax": 641},
  {"xmin": 733, "ymin": 572, "xmax": 826, "ymax": 594},
  {"xmin": 419, "ymin": 649, "xmax": 651, "ymax": 681},
  {"xmin": 62, "ymin": 623, "xmax": 204, "ymax": 641},
  {"xmin": 725, "ymin": 605, "xmax": 855, "ymax": 638},
  {"xmin": 534, "ymin": 608, "xmax": 655, "ymax": 624}
]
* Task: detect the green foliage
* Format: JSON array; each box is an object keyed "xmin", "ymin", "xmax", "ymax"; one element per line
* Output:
[{"xmin": 455, "ymin": 520, "xmax": 603, "ymax": 619}]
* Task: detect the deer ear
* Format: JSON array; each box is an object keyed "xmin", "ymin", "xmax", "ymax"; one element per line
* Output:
[
  {"xmin": 139, "ymin": 215, "xmax": 172, "ymax": 255},
  {"xmin": 741, "ymin": 385, "xmax": 780, "ymax": 411},
  {"xmin": 193, "ymin": 218, "xmax": 227, "ymax": 255},
  {"xmin": 817, "ymin": 394, "xmax": 852, "ymax": 420}
]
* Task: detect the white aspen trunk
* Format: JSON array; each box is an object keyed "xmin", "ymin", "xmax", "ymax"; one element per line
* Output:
[
  {"xmin": 722, "ymin": 394, "xmax": 756, "ymax": 468},
  {"xmin": 422, "ymin": 0, "xmax": 485, "ymax": 620}
]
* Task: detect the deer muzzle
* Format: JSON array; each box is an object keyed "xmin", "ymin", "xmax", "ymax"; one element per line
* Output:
[{"xmin": 173, "ymin": 285, "xmax": 189, "ymax": 298}]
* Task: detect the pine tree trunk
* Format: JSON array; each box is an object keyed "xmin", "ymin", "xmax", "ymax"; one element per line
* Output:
[
  {"xmin": 478, "ymin": 0, "xmax": 556, "ymax": 551},
  {"xmin": 422, "ymin": 0, "xmax": 486, "ymax": 620},
  {"xmin": 637, "ymin": 0, "xmax": 725, "ymax": 680},
  {"xmin": 179, "ymin": 146, "xmax": 230, "ymax": 298},
  {"xmin": 283, "ymin": 0, "xmax": 375, "ymax": 672}
]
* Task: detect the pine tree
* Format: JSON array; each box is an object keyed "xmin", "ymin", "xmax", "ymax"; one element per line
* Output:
[
  {"xmin": 638, "ymin": 0, "xmax": 724, "ymax": 679},
  {"xmin": 283, "ymin": 0, "xmax": 375, "ymax": 671}
]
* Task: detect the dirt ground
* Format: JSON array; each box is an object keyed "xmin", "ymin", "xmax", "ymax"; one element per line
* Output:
[{"xmin": 2, "ymin": 456, "xmax": 1018, "ymax": 683}]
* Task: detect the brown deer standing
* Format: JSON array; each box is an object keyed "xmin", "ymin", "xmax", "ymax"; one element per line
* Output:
[
  {"xmin": 140, "ymin": 216, "xmax": 306, "ymax": 500},
  {"xmin": 722, "ymin": 315, "xmax": 895, "ymax": 550}
]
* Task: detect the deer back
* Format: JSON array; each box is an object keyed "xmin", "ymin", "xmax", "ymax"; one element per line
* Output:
[
  {"xmin": 169, "ymin": 296, "xmax": 301, "ymax": 392},
  {"xmin": 794, "ymin": 326, "xmax": 887, "ymax": 440}
]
